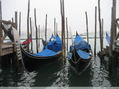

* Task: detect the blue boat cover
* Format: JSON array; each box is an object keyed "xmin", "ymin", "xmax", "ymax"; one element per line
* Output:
[
  {"xmin": 106, "ymin": 33, "xmax": 110, "ymax": 44},
  {"xmin": 74, "ymin": 35, "xmax": 83, "ymax": 45},
  {"xmin": 47, "ymin": 35, "xmax": 62, "ymax": 52},
  {"xmin": 42, "ymin": 35, "xmax": 62, "ymax": 52},
  {"xmin": 70, "ymin": 40, "xmax": 91, "ymax": 52},
  {"xmin": 77, "ymin": 49, "xmax": 90, "ymax": 59},
  {"xmin": 69, "ymin": 34, "xmax": 91, "ymax": 59},
  {"xmin": 55, "ymin": 35, "xmax": 62, "ymax": 44},
  {"xmin": 75, "ymin": 41, "xmax": 91, "ymax": 50},
  {"xmin": 49, "ymin": 34, "xmax": 55, "ymax": 41},
  {"xmin": 33, "ymin": 49, "xmax": 56, "ymax": 56},
  {"xmin": 33, "ymin": 35, "xmax": 61, "ymax": 57}
]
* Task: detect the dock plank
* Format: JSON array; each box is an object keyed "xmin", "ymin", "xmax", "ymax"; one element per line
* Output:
[{"xmin": 2, "ymin": 47, "xmax": 14, "ymax": 56}]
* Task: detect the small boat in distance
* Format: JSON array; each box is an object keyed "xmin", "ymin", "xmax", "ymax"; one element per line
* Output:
[
  {"xmin": 68, "ymin": 32, "xmax": 92, "ymax": 75},
  {"xmin": 21, "ymin": 34, "xmax": 62, "ymax": 72}
]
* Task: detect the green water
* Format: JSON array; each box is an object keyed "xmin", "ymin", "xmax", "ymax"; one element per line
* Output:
[{"xmin": 0, "ymin": 38, "xmax": 119, "ymax": 87}]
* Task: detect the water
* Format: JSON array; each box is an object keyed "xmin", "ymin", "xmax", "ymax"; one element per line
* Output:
[{"xmin": 0, "ymin": 36, "xmax": 119, "ymax": 87}]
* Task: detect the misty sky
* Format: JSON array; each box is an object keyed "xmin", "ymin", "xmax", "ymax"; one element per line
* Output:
[{"xmin": 1, "ymin": 0, "xmax": 119, "ymax": 37}]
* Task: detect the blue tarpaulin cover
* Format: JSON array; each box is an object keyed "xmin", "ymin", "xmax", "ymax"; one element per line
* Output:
[
  {"xmin": 74, "ymin": 35, "xmax": 83, "ymax": 45},
  {"xmin": 34, "ymin": 35, "xmax": 62, "ymax": 57},
  {"xmin": 49, "ymin": 35, "xmax": 55, "ymax": 41},
  {"xmin": 33, "ymin": 49, "xmax": 56, "ymax": 56},
  {"xmin": 70, "ymin": 35, "xmax": 91, "ymax": 52},
  {"xmin": 106, "ymin": 33, "xmax": 110, "ymax": 44},
  {"xmin": 55, "ymin": 35, "xmax": 62, "ymax": 44},
  {"xmin": 69, "ymin": 35, "xmax": 91, "ymax": 59},
  {"xmin": 70, "ymin": 41, "xmax": 91, "ymax": 52},
  {"xmin": 77, "ymin": 49, "xmax": 90, "ymax": 59},
  {"xmin": 47, "ymin": 35, "xmax": 62, "ymax": 52}
]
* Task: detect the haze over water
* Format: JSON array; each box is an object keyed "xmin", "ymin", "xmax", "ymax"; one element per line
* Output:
[
  {"xmin": 2, "ymin": 0, "xmax": 119, "ymax": 37},
  {"xmin": 1, "ymin": 0, "xmax": 119, "ymax": 87},
  {"xmin": 1, "ymin": 36, "xmax": 119, "ymax": 87}
]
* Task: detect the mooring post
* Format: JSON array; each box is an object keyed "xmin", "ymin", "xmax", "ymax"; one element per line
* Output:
[
  {"xmin": 113, "ymin": 0, "xmax": 117, "ymax": 41},
  {"xmin": 45, "ymin": 14, "xmax": 47, "ymax": 42},
  {"xmin": 110, "ymin": 0, "xmax": 116, "ymax": 56},
  {"xmin": 38, "ymin": 25, "xmax": 40, "ymax": 50},
  {"xmin": 101, "ymin": 19, "xmax": 104, "ymax": 49},
  {"xmin": 60, "ymin": 0, "xmax": 66, "ymax": 62},
  {"xmin": 66, "ymin": 17, "xmax": 68, "ymax": 52},
  {"xmin": 27, "ymin": 0, "xmax": 30, "ymax": 52},
  {"xmin": 30, "ymin": 17, "xmax": 33, "ymax": 53},
  {"xmin": 98, "ymin": 0, "xmax": 102, "ymax": 51},
  {"xmin": 85, "ymin": 11, "xmax": 89, "ymax": 43},
  {"xmin": 54, "ymin": 18, "xmax": 56, "ymax": 37},
  {"xmin": 110, "ymin": 8, "xmax": 114, "ymax": 57},
  {"xmin": 15, "ymin": 11, "xmax": 18, "ymax": 30},
  {"xmin": 56, "ymin": 22, "xmax": 58, "ymax": 35},
  {"xmin": 94, "ymin": 6, "xmax": 97, "ymax": 57},
  {"xmin": 69, "ymin": 27, "xmax": 73, "ymax": 45},
  {"xmin": 12, "ymin": 18, "xmax": 14, "ymax": 23},
  {"xmin": 34, "ymin": 8, "xmax": 38, "ymax": 53},
  {"xmin": 0, "ymin": 0, "xmax": 2, "ymax": 65},
  {"xmin": 109, "ymin": 0, "xmax": 117, "ymax": 72},
  {"xmin": 19, "ymin": 12, "xmax": 21, "ymax": 36}
]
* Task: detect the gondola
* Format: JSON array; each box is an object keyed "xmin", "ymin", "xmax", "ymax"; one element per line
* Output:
[
  {"xmin": 67, "ymin": 32, "xmax": 92, "ymax": 74},
  {"xmin": 21, "ymin": 35, "xmax": 62, "ymax": 71}
]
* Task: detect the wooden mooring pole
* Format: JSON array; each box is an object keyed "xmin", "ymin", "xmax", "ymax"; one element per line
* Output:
[
  {"xmin": 15, "ymin": 11, "xmax": 18, "ymax": 30},
  {"xmin": 27, "ymin": 0, "xmax": 30, "ymax": 52},
  {"xmin": 101, "ymin": 19, "xmax": 104, "ymax": 49},
  {"xmin": 19, "ymin": 12, "xmax": 21, "ymax": 36},
  {"xmin": 85, "ymin": 12, "xmax": 89, "ymax": 43},
  {"xmin": 94, "ymin": 6, "xmax": 97, "ymax": 56},
  {"xmin": 56, "ymin": 22, "xmax": 58, "ymax": 35},
  {"xmin": 54, "ymin": 18, "xmax": 56, "ymax": 37},
  {"xmin": 12, "ymin": 18, "xmax": 14, "ymax": 23},
  {"xmin": 66, "ymin": 17, "xmax": 68, "ymax": 52},
  {"xmin": 0, "ymin": 0, "xmax": 2, "ymax": 66},
  {"xmin": 113, "ymin": 0, "xmax": 117, "ymax": 41},
  {"xmin": 38, "ymin": 25, "xmax": 40, "ymax": 51},
  {"xmin": 34, "ymin": 8, "xmax": 38, "ymax": 53},
  {"xmin": 110, "ymin": 0, "xmax": 116, "ymax": 56},
  {"xmin": 109, "ymin": 0, "xmax": 117, "ymax": 72},
  {"xmin": 98, "ymin": 0, "xmax": 103, "ymax": 51},
  {"xmin": 45, "ymin": 14, "xmax": 47, "ymax": 42},
  {"xmin": 30, "ymin": 17, "xmax": 33, "ymax": 53},
  {"xmin": 60, "ymin": 0, "xmax": 66, "ymax": 62}
]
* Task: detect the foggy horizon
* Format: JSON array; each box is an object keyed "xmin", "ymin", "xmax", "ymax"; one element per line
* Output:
[{"xmin": 2, "ymin": 0, "xmax": 119, "ymax": 38}]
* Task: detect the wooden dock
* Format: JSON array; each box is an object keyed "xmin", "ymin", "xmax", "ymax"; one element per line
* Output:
[
  {"xmin": 1, "ymin": 42, "xmax": 15, "ymax": 56},
  {"xmin": 0, "ymin": 20, "xmax": 16, "ymax": 57},
  {"xmin": 0, "ymin": 19, "xmax": 24, "ymax": 70}
]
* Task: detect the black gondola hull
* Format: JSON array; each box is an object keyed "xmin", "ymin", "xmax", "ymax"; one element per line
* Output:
[
  {"xmin": 68, "ymin": 48, "xmax": 92, "ymax": 74},
  {"xmin": 68, "ymin": 57, "xmax": 91, "ymax": 74},
  {"xmin": 21, "ymin": 47, "xmax": 62, "ymax": 72}
]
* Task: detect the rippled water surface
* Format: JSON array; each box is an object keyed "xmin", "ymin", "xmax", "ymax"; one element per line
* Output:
[{"xmin": 0, "ymin": 38, "xmax": 119, "ymax": 87}]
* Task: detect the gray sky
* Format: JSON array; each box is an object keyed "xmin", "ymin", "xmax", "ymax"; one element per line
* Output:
[{"xmin": 1, "ymin": 0, "xmax": 119, "ymax": 37}]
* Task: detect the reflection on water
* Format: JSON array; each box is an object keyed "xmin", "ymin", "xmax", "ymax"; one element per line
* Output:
[
  {"xmin": 0, "ymin": 56, "xmax": 113, "ymax": 87},
  {"xmin": 52, "ymin": 60, "xmax": 69, "ymax": 87},
  {"xmin": 91, "ymin": 57, "xmax": 111, "ymax": 87},
  {"xmin": 0, "ymin": 38, "xmax": 119, "ymax": 87}
]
